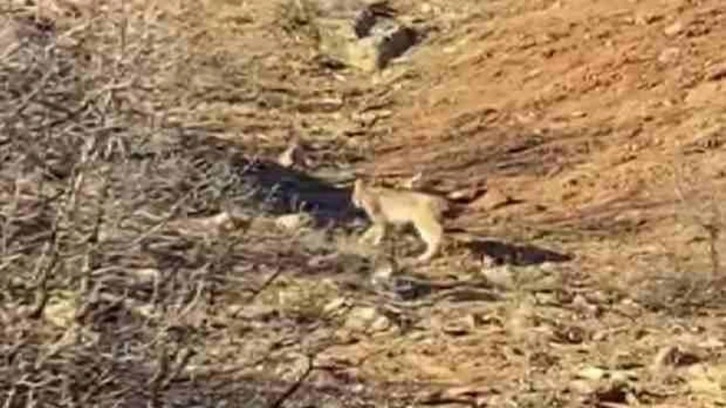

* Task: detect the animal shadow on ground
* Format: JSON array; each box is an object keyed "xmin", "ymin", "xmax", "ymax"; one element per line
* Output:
[
  {"xmin": 463, "ymin": 238, "xmax": 573, "ymax": 266},
  {"xmin": 174, "ymin": 133, "xmax": 364, "ymax": 226},
  {"xmin": 244, "ymin": 159, "xmax": 364, "ymax": 226}
]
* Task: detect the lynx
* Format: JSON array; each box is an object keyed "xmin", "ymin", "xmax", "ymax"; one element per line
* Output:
[{"xmin": 351, "ymin": 178, "xmax": 453, "ymax": 263}]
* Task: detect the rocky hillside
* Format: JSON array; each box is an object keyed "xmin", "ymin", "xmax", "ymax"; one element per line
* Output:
[{"xmin": 1, "ymin": 0, "xmax": 725, "ymax": 406}]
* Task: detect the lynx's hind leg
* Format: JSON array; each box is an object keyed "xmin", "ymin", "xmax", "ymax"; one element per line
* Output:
[{"xmin": 414, "ymin": 214, "xmax": 444, "ymax": 263}]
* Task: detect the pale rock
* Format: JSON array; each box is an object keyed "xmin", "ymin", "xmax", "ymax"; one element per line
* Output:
[
  {"xmin": 344, "ymin": 306, "xmax": 390, "ymax": 333},
  {"xmin": 371, "ymin": 259, "xmax": 396, "ymax": 285},
  {"xmin": 277, "ymin": 142, "xmax": 308, "ymax": 168},
  {"xmin": 663, "ymin": 21, "xmax": 684, "ymax": 37},
  {"xmin": 569, "ymin": 379, "xmax": 596, "ymax": 395},
  {"xmin": 706, "ymin": 62, "xmax": 726, "ymax": 81},
  {"xmin": 314, "ymin": 0, "xmax": 386, "ymax": 19},
  {"xmin": 323, "ymin": 296, "xmax": 349, "ymax": 316},
  {"xmin": 229, "ymin": 304, "xmax": 278, "ymax": 320},
  {"xmin": 576, "ymin": 366, "xmax": 608, "ymax": 381},
  {"xmin": 447, "ymin": 182, "xmax": 487, "ymax": 202},
  {"xmin": 168, "ymin": 211, "xmax": 249, "ymax": 236},
  {"xmin": 482, "ymin": 264, "xmax": 514, "ymax": 288},
  {"xmin": 610, "ymin": 369, "xmax": 637, "ymax": 383},
  {"xmin": 657, "ymin": 47, "xmax": 681, "ymax": 64},
  {"xmin": 314, "ymin": 1, "xmax": 418, "ymax": 72},
  {"xmin": 442, "ymin": 315, "xmax": 476, "ymax": 336},
  {"xmin": 470, "ymin": 187, "xmax": 514, "ymax": 211},
  {"xmin": 130, "ymin": 268, "xmax": 161, "ymax": 284},
  {"xmin": 275, "ymin": 212, "xmax": 314, "ymax": 231},
  {"xmin": 44, "ymin": 293, "xmax": 78, "ymax": 328}
]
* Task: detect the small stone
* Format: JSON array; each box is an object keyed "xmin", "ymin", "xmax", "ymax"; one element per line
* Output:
[
  {"xmin": 572, "ymin": 294, "xmax": 599, "ymax": 316},
  {"xmin": 440, "ymin": 385, "xmax": 487, "ymax": 400},
  {"xmin": 228, "ymin": 304, "xmax": 277, "ymax": 320},
  {"xmin": 657, "ymin": 47, "xmax": 681, "ymax": 64},
  {"xmin": 323, "ymin": 297, "xmax": 349, "ymax": 316},
  {"xmin": 316, "ymin": 14, "xmax": 417, "ymax": 72},
  {"xmin": 664, "ymin": 21, "xmax": 684, "ymax": 37},
  {"xmin": 592, "ymin": 330, "xmax": 610, "ymax": 342},
  {"xmin": 482, "ymin": 265, "xmax": 514, "ymax": 288},
  {"xmin": 706, "ymin": 62, "xmax": 726, "ymax": 81},
  {"xmin": 353, "ymin": 109, "xmax": 393, "ymax": 127},
  {"xmin": 551, "ymin": 324, "xmax": 587, "ymax": 344},
  {"xmin": 130, "ymin": 268, "xmax": 160, "ymax": 284},
  {"xmin": 442, "ymin": 315, "xmax": 476, "ymax": 336},
  {"xmin": 470, "ymin": 187, "xmax": 514, "ymax": 211},
  {"xmin": 577, "ymin": 366, "xmax": 607, "ymax": 381},
  {"xmin": 344, "ymin": 306, "xmax": 390, "ymax": 333},
  {"xmin": 569, "ymin": 379, "xmax": 595, "ymax": 395},
  {"xmin": 132, "ymin": 303, "xmax": 156, "ymax": 319},
  {"xmin": 634, "ymin": 12, "xmax": 661, "ymax": 25},
  {"xmin": 168, "ymin": 211, "xmax": 243, "ymax": 236},
  {"xmin": 314, "ymin": 0, "xmax": 382, "ymax": 19},
  {"xmin": 277, "ymin": 141, "xmax": 307, "ymax": 168},
  {"xmin": 610, "ymin": 370, "xmax": 638, "ymax": 383},
  {"xmin": 44, "ymin": 294, "xmax": 78, "ymax": 328},
  {"xmin": 275, "ymin": 213, "xmax": 314, "ymax": 231},
  {"xmin": 447, "ymin": 183, "xmax": 487, "ymax": 202},
  {"xmin": 297, "ymin": 97, "xmax": 344, "ymax": 113},
  {"xmin": 371, "ymin": 260, "xmax": 395, "ymax": 285}
]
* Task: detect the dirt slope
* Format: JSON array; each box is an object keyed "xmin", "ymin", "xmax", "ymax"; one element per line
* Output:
[{"xmin": 364, "ymin": 0, "xmax": 726, "ymax": 276}]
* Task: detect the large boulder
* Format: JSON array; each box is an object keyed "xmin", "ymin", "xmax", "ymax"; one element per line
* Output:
[{"xmin": 299, "ymin": 0, "xmax": 419, "ymax": 71}]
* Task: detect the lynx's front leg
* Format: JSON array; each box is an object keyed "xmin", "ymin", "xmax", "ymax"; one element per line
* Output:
[{"xmin": 360, "ymin": 222, "xmax": 387, "ymax": 246}]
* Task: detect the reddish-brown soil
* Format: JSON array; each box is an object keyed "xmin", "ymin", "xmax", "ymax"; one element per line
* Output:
[{"xmin": 365, "ymin": 0, "xmax": 726, "ymax": 275}]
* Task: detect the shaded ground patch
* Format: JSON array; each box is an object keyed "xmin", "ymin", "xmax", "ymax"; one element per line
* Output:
[{"xmin": 464, "ymin": 237, "xmax": 573, "ymax": 266}]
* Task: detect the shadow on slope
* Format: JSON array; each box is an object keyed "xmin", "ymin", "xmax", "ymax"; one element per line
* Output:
[
  {"xmin": 172, "ymin": 131, "xmax": 364, "ymax": 227},
  {"xmin": 464, "ymin": 237, "xmax": 573, "ymax": 266}
]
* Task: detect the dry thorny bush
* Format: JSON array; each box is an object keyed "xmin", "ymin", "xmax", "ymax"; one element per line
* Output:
[{"xmin": 0, "ymin": 6, "xmax": 372, "ymax": 407}]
